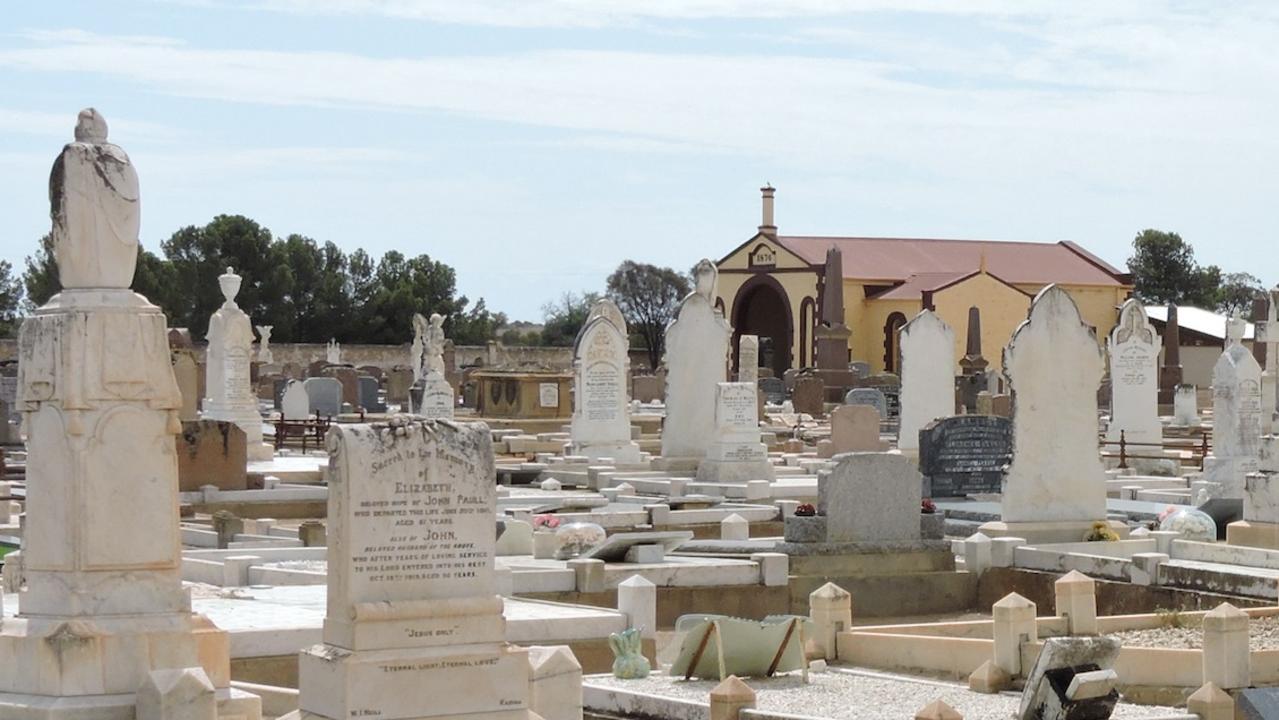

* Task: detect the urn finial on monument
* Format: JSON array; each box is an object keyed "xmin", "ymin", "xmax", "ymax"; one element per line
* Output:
[
  {"xmin": 49, "ymin": 107, "xmax": 140, "ymax": 289},
  {"xmin": 219, "ymin": 266, "xmax": 242, "ymax": 306}
]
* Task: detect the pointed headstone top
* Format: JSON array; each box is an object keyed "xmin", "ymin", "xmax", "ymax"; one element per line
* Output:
[
  {"xmin": 1188, "ymin": 681, "xmax": 1231, "ymax": 703},
  {"xmin": 1056, "ymin": 570, "xmax": 1095, "ymax": 588},
  {"xmin": 915, "ymin": 699, "xmax": 963, "ymax": 720},
  {"xmin": 810, "ymin": 581, "xmax": 851, "ymax": 601},
  {"xmin": 710, "ymin": 675, "xmax": 756, "ymax": 702},
  {"xmin": 618, "ymin": 574, "xmax": 656, "ymax": 589},
  {"xmin": 993, "ymin": 591, "xmax": 1035, "ymax": 610}
]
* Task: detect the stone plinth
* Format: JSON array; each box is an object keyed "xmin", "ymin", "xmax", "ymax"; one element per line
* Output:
[
  {"xmin": 696, "ymin": 383, "xmax": 774, "ymax": 483},
  {"xmin": 294, "ymin": 419, "xmax": 536, "ymax": 720},
  {"xmin": 570, "ymin": 301, "xmax": 640, "ymax": 463}
]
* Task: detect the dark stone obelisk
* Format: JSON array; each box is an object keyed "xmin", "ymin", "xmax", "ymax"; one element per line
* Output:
[
  {"xmin": 959, "ymin": 306, "xmax": 989, "ymax": 376},
  {"xmin": 814, "ymin": 246, "xmax": 852, "ymax": 371},
  {"xmin": 1158, "ymin": 303, "xmax": 1183, "ymax": 404}
]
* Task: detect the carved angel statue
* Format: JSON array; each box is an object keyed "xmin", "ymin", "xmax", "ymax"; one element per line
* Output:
[{"xmin": 425, "ymin": 313, "xmax": 447, "ymax": 376}]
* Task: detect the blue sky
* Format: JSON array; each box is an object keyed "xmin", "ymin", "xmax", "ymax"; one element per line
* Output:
[{"xmin": 3, "ymin": 1, "xmax": 1278, "ymax": 320}]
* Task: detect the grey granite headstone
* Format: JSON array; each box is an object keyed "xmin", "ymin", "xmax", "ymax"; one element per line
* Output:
[
  {"xmin": 844, "ymin": 387, "xmax": 886, "ymax": 418},
  {"xmin": 819, "ymin": 453, "xmax": 921, "ymax": 543},
  {"xmin": 918, "ymin": 415, "xmax": 1012, "ymax": 497},
  {"xmin": 303, "ymin": 376, "xmax": 342, "ymax": 417},
  {"xmin": 357, "ymin": 375, "xmax": 385, "ymax": 413},
  {"xmin": 1237, "ymin": 688, "xmax": 1279, "ymax": 720},
  {"xmin": 759, "ymin": 377, "xmax": 786, "ymax": 405}
]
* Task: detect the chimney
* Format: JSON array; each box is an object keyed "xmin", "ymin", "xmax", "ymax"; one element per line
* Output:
[{"xmin": 759, "ymin": 184, "xmax": 777, "ymax": 237}]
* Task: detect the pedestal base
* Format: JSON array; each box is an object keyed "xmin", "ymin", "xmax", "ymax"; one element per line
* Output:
[
  {"xmin": 1226, "ymin": 520, "xmax": 1279, "ymax": 549},
  {"xmin": 0, "ymin": 687, "xmax": 258, "ymax": 720},
  {"xmin": 572, "ymin": 441, "xmax": 641, "ymax": 465},
  {"xmin": 694, "ymin": 458, "xmax": 775, "ymax": 483},
  {"xmin": 297, "ymin": 642, "xmax": 529, "ymax": 720},
  {"xmin": 977, "ymin": 520, "xmax": 1130, "ymax": 544}
]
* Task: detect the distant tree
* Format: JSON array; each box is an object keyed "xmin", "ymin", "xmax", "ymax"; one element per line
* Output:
[
  {"xmin": 450, "ymin": 298, "xmax": 506, "ymax": 346},
  {"xmin": 162, "ymin": 215, "xmax": 276, "ymax": 337},
  {"xmin": 1127, "ymin": 229, "xmax": 1220, "ymax": 307},
  {"xmin": 22, "ymin": 234, "xmax": 59, "ymax": 310},
  {"xmin": 1216, "ymin": 272, "xmax": 1266, "ymax": 316},
  {"xmin": 540, "ymin": 292, "xmax": 600, "ymax": 347},
  {"xmin": 0, "ymin": 260, "xmax": 22, "ymax": 338},
  {"xmin": 606, "ymin": 261, "xmax": 691, "ymax": 369}
]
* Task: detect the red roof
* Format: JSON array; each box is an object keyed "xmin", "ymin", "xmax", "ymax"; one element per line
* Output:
[{"xmin": 774, "ymin": 236, "xmax": 1128, "ymax": 287}]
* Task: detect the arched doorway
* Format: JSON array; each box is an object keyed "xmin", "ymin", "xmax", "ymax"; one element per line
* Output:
[
  {"xmin": 883, "ymin": 312, "xmax": 907, "ymax": 373},
  {"xmin": 732, "ymin": 275, "xmax": 793, "ymax": 377}
]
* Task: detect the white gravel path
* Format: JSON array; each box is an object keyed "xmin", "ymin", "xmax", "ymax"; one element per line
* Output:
[{"xmin": 587, "ymin": 668, "xmax": 1186, "ymax": 720}]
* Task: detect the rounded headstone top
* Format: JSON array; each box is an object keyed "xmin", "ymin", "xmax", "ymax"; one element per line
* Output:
[
  {"xmin": 218, "ymin": 267, "xmax": 242, "ymax": 303},
  {"xmin": 74, "ymin": 108, "xmax": 108, "ymax": 144}
]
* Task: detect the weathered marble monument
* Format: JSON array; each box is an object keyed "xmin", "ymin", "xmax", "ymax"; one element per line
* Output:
[
  {"xmin": 4, "ymin": 108, "xmax": 260, "ymax": 719},
  {"xmin": 980, "ymin": 285, "xmax": 1124, "ymax": 543},
  {"xmin": 256, "ymin": 324, "xmax": 274, "ymax": 365},
  {"xmin": 1106, "ymin": 299, "xmax": 1163, "ymax": 471},
  {"xmin": 897, "ymin": 310, "xmax": 955, "ymax": 453},
  {"xmin": 411, "ymin": 312, "xmax": 455, "ymax": 419},
  {"xmin": 570, "ymin": 298, "xmax": 641, "ymax": 462},
  {"xmin": 696, "ymin": 382, "xmax": 774, "ymax": 483},
  {"xmin": 204, "ymin": 267, "xmax": 271, "ymax": 460},
  {"xmin": 289, "ymin": 418, "xmax": 536, "ymax": 720},
  {"xmin": 660, "ymin": 259, "xmax": 731, "ymax": 464}
]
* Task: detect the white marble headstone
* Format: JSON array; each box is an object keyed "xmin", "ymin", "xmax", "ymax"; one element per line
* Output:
[
  {"xmin": 660, "ymin": 260, "xmax": 731, "ymax": 460},
  {"xmin": 1106, "ymin": 299, "xmax": 1161, "ymax": 448},
  {"xmin": 1001, "ymin": 285, "xmax": 1107, "ymax": 524},
  {"xmin": 570, "ymin": 300, "xmax": 640, "ymax": 463},
  {"xmin": 897, "ymin": 310, "xmax": 956, "ymax": 452}
]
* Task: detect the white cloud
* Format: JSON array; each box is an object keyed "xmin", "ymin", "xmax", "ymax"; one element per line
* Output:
[{"xmin": 206, "ymin": 0, "xmax": 1216, "ymax": 29}]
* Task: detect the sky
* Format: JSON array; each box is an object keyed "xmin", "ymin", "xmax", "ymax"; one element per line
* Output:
[{"xmin": 2, "ymin": 1, "xmax": 1278, "ymax": 321}]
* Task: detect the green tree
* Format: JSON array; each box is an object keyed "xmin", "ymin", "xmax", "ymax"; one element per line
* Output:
[
  {"xmin": 1126, "ymin": 229, "xmax": 1220, "ymax": 307},
  {"xmin": 162, "ymin": 215, "xmax": 276, "ymax": 337},
  {"xmin": 22, "ymin": 234, "xmax": 59, "ymax": 310},
  {"xmin": 1217, "ymin": 272, "xmax": 1266, "ymax": 316},
  {"xmin": 450, "ymin": 298, "xmax": 507, "ymax": 346},
  {"xmin": 540, "ymin": 292, "xmax": 600, "ymax": 347},
  {"xmin": 0, "ymin": 259, "xmax": 23, "ymax": 338},
  {"xmin": 606, "ymin": 261, "xmax": 691, "ymax": 370}
]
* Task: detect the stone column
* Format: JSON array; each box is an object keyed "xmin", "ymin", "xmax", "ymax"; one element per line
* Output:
[
  {"xmin": 1159, "ymin": 303, "xmax": 1183, "ymax": 404},
  {"xmin": 1054, "ymin": 570, "xmax": 1098, "ymax": 635},
  {"xmin": 992, "ymin": 592, "xmax": 1037, "ymax": 677},
  {"xmin": 1202, "ymin": 602, "xmax": 1250, "ymax": 689},
  {"xmin": 617, "ymin": 574, "xmax": 657, "ymax": 639},
  {"xmin": 709, "ymin": 676, "xmax": 755, "ymax": 720},
  {"xmin": 809, "ymin": 582, "xmax": 852, "ymax": 661}
]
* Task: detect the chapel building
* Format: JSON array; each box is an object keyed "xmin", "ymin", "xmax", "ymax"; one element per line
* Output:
[{"xmin": 714, "ymin": 186, "xmax": 1134, "ymax": 377}]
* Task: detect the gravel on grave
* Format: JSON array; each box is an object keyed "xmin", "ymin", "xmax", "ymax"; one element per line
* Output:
[
  {"xmin": 586, "ymin": 669, "xmax": 1182, "ymax": 720},
  {"xmin": 1108, "ymin": 614, "xmax": 1279, "ymax": 650}
]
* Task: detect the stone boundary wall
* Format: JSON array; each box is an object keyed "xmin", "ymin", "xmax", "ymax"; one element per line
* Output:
[{"xmin": 0, "ymin": 338, "xmax": 656, "ymax": 373}]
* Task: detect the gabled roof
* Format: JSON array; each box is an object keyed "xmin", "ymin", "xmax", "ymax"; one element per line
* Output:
[
  {"xmin": 870, "ymin": 268, "xmax": 1034, "ymax": 301},
  {"xmin": 773, "ymin": 235, "xmax": 1129, "ymax": 287}
]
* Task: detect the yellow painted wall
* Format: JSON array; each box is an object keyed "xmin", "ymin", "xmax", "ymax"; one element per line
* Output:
[
  {"xmin": 715, "ymin": 236, "xmax": 819, "ymax": 369},
  {"xmin": 931, "ymin": 274, "xmax": 1032, "ymax": 372},
  {"xmin": 718, "ymin": 236, "xmax": 1131, "ymax": 375},
  {"xmin": 856, "ymin": 296, "xmax": 922, "ymax": 373}
]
